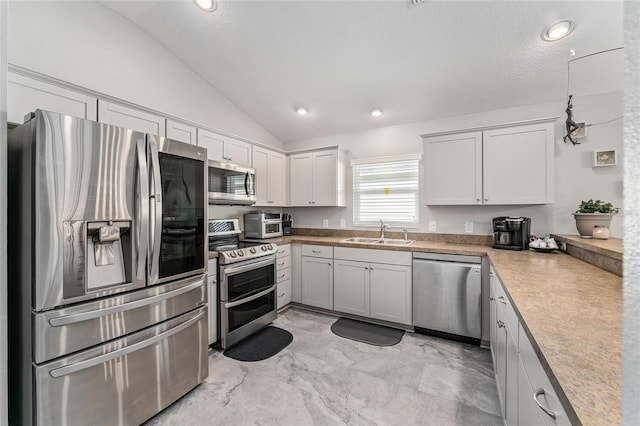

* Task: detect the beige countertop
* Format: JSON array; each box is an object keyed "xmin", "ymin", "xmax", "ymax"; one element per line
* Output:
[{"xmin": 215, "ymin": 234, "xmax": 622, "ymax": 424}]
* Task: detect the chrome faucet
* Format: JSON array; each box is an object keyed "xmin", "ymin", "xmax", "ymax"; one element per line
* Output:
[
  {"xmin": 403, "ymin": 228, "xmax": 408, "ymax": 241},
  {"xmin": 379, "ymin": 220, "xmax": 388, "ymax": 239}
]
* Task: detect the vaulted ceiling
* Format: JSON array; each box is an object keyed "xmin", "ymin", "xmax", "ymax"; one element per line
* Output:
[{"xmin": 101, "ymin": 1, "xmax": 624, "ymax": 143}]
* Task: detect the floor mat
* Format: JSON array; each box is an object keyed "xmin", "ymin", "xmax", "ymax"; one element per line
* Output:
[
  {"xmin": 223, "ymin": 326, "xmax": 293, "ymax": 362},
  {"xmin": 330, "ymin": 317, "xmax": 405, "ymax": 346}
]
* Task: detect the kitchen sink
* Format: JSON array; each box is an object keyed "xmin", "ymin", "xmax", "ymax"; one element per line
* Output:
[{"xmin": 341, "ymin": 237, "xmax": 414, "ymax": 246}]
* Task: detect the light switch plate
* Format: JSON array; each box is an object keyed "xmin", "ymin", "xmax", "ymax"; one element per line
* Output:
[
  {"xmin": 322, "ymin": 219, "xmax": 329, "ymax": 228},
  {"xmin": 465, "ymin": 222, "xmax": 473, "ymax": 233},
  {"xmin": 428, "ymin": 220, "xmax": 437, "ymax": 233},
  {"xmin": 339, "ymin": 219, "xmax": 347, "ymax": 229}
]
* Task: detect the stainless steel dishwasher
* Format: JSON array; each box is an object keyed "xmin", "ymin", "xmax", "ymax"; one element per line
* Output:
[{"xmin": 413, "ymin": 252, "xmax": 482, "ymax": 344}]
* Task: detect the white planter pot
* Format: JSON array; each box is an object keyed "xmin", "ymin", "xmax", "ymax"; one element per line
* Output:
[{"xmin": 572, "ymin": 212, "xmax": 613, "ymax": 237}]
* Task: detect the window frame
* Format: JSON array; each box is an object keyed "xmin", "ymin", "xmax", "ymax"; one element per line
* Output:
[{"xmin": 351, "ymin": 154, "xmax": 421, "ymax": 228}]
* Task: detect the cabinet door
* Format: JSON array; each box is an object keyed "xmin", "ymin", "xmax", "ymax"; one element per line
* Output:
[
  {"xmin": 197, "ymin": 128, "xmax": 225, "ymax": 162},
  {"xmin": 495, "ymin": 301, "xmax": 507, "ymax": 420},
  {"xmin": 290, "ymin": 153, "xmax": 313, "ymax": 206},
  {"xmin": 312, "ymin": 150, "xmax": 337, "ymax": 206},
  {"xmin": 98, "ymin": 99, "xmax": 166, "ymax": 136},
  {"xmin": 518, "ymin": 357, "xmax": 548, "ymax": 426},
  {"xmin": 424, "ymin": 131, "xmax": 482, "ymax": 205},
  {"xmin": 301, "ymin": 256, "xmax": 333, "ymax": 309},
  {"xmin": 98, "ymin": 101, "xmax": 165, "ymax": 136},
  {"xmin": 489, "ymin": 271, "xmax": 497, "ymax": 368},
  {"xmin": 7, "ymin": 72, "xmax": 97, "ymax": 124},
  {"xmin": 225, "ymin": 137, "xmax": 252, "ymax": 168},
  {"xmin": 166, "ymin": 119, "xmax": 197, "ymax": 144},
  {"xmin": 369, "ymin": 263, "xmax": 412, "ymax": 325},
  {"xmin": 483, "ymin": 122, "xmax": 554, "ymax": 204},
  {"xmin": 505, "ymin": 327, "xmax": 519, "ymax": 426},
  {"xmin": 252, "ymin": 146, "xmax": 270, "ymax": 206},
  {"xmin": 333, "ymin": 260, "xmax": 369, "ymax": 317},
  {"xmin": 277, "ymin": 279, "xmax": 292, "ymax": 309},
  {"xmin": 269, "ymin": 151, "xmax": 287, "ymax": 206}
]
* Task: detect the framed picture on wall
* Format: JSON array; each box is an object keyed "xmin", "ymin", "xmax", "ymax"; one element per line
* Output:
[{"xmin": 593, "ymin": 150, "xmax": 617, "ymax": 167}]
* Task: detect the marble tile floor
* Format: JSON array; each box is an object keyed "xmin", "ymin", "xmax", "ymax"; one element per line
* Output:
[{"xmin": 145, "ymin": 307, "xmax": 501, "ymax": 426}]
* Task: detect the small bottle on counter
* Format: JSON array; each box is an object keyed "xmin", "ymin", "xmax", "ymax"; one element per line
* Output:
[{"xmin": 592, "ymin": 225, "xmax": 610, "ymax": 239}]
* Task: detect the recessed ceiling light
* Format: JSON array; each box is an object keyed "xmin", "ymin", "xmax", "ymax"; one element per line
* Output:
[
  {"xmin": 194, "ymin": 0, "xmax": 217, "ymax": 12},
  {"xmin": 295, "ymin": 107, "xmax": 309, "ymax": 116},
  {"xmin": 541, "ymin": 20, "xmax": 574, "ymax": 42},
  {"xmin": 370, "ymin": 108, "xmax": 384, "ymax": 117}
]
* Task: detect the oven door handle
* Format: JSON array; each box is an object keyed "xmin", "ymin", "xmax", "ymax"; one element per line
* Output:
[
  {"xmin": 225, "ymin": 285, "xmax": 276, "ymax": 309},
  {"xmin": 222, "ymin": 256, "xmax": 275, "ymax": 276}
]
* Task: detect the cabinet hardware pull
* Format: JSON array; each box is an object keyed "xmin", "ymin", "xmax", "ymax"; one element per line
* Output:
[
  {"xmin": 278, "ymin": 274, "xmax": 285, "ymax": 279},
  {"xmin": 476, "ymin": 198, "xmax": 481, "ymax": 202},
  {"xmin": 279, "ymin": 292, "xmax": 285, "ymax": 297},
  {"xmin": 365, "ymin": 267, "xmax": 369, "ymax": 270},
  {"xmin": 484, "ymin": 197, "xmax": 489, "ymax": 202},
  {"xmin": 328, "ymin": 262, "xmax": 332, "ymax": 266},
  {"xmin": 533, "ymin": 388, "xmax": 557, "ymax": 419},
  {"xmin": 489, "ymin": 296, "xmax": 495, "ymax": 301},
  {"xmin": 312, "ymin": 250, "xmax": 321, "ymax": 254},
  {"xmin": 498, "ymin": 296, "xmax": 506, "ymax": 304},
  {"xmin": 497, "ymin": 320, "xmax": 505, "ymax": 328},
  {"xmin": 278, "ymin": 262, "xmax": 285, "ymax": 266}
]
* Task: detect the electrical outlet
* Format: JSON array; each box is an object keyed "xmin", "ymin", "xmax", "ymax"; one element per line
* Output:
[
  {"xmin": 322, "ymin": 219, "xmax": 329, "ymax": 228},
  {"xmin": 465, "ymin": 222, "xmax": 473, "ymax": 233},
  {"xmin": 559, "ymin": 241, "xmax": 567, "ymax": 251},
  {"xmin": 339, "ymin": 219, "xmax": 347, "ymax": 229},
  {"xmin": 428, "ymin": 220, "xmax": 437, "ymax": 233}
]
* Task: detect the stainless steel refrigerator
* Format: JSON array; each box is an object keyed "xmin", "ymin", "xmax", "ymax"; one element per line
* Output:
[{"xmin": 7, "ymin": 110, "xmax": 209, "ymax": 425}]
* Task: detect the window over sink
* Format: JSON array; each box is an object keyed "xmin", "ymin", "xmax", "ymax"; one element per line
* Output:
[{"xmin": 351, "ymin": 154, "xmax": 421, "ymax": 227}]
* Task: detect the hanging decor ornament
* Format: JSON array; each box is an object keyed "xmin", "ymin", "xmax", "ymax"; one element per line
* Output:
[
  {"xmin": 563, "ymin": 94, "xmax": 580, "ymax": 145},
  {"xmin": 563, "ymin": 47, "xmax": 624, "ymax": 145}
]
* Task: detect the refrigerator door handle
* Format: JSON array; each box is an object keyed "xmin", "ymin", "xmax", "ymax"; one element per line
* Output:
[
  {"xmin": 49, "ymin": 308, "xmax": 206, "ymax": 378},
  {"xmin": 148, "ymin": 140, "xmax": 162, "ymax": 281},
  {"xmin": 136, "ymin": 139, "xmax": 149, "ymax": 283},
  {"xmin": 48, "ymin": 278, "xmax": 204, "ymax": 327}
]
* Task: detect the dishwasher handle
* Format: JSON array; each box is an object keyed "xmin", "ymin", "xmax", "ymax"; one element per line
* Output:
[{"xmin": 413, "ymin": 257, "xmax": 482, "ymax": 271}]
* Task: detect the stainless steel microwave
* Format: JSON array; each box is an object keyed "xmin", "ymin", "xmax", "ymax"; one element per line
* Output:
[{"xmin": 208, "ymin": 160, "xmax": 256, "ymax": 205}]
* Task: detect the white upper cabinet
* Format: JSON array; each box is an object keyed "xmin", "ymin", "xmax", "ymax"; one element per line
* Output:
[
  {"xmin": 289, "ymin": 148, "xmax": 346, "ymax": 207},
  {"xmin": 483, "ymin": 122, "xmax": 554, "ymax": 204},
  {"xmin": 7, "ymin": 72, "xmax": 97, "ymax": 124},
  {"xmin": 423, "ymin": 121, "xmax": 555, "ymax": 205},
  {"xmin": 98, "ymin": 100, "xmax": 166, "ymax": 136},
  {"xmin": 197, "ymin": 128, "xmax": 252, "ymax": 167},
  {"xmin": 424, "ymin": 131, "xmax": 482, "ymax": 205},
  {"xmin": 166, "ymin": 119, "xmax": 197, "ymax": 144},
  {"xmin": 252, "ymin": 146, "xmax": 287, "ymax": 206}
]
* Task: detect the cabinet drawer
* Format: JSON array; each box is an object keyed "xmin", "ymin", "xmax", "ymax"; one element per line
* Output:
[
  {"xmin": 276, "ymin": 256, "xmax": 291, "ymax": 271},
  {"xmin": 276, "ymin": 244, "xmax": 291, "ymax": 258},
  {"xmin": 518, "ymin": 324, "xmax": 571, "ymax": 426},
  {"xmin": 277, "ymin": 267, "xmax": 291, "ymax": 283},
  {"xmin": 302, "ymin": 244, "xmax": 333, "ymax": 258},
  {"xmin": 277, "ymin": 279, "xmax": 292, "ymax": 309}
]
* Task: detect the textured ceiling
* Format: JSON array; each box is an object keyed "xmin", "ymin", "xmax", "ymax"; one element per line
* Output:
[{"xmin": 101, "ymin": 1, "xmax": 624, "ymax": 143}]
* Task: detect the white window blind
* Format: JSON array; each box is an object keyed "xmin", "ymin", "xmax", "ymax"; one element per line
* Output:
[{"xmin": 353, "ymin": 158, "xmax": 420, "ymax": 226}]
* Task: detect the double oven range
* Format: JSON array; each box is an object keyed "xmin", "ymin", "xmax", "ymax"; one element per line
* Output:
[{"xmin": 209, "ymin": 219, "xmax": 278, "ymax": 349}]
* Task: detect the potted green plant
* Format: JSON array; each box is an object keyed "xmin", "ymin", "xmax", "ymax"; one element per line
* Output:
[{"xmin": 573, "ymin": 199, "xmax": 619, "ymax": 238}]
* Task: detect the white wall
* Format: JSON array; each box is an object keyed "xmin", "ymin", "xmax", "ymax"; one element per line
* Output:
[
  {"xmin": 284, "ymin": 91, "xmax": 623, "ymax": 238},
  {"xmin": 6, "ymin": 1, "xmax": 282, "ymax": 149}
]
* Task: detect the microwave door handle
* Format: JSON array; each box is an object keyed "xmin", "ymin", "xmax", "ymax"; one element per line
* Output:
[
  {"xmin": 244, "ymin": 172, "xmax": 250, "ymax": 196},
  {"xmin": 148, "ymin": 140, "xmax": 162, "ymax": 281},
  {"xmin": 135, "ymin": 139, "xmax": 149, "ymax": 283}
]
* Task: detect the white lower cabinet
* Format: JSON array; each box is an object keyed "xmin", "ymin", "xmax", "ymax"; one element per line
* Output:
[
  {"xmin": 207, "ymin": 258, "xmax": 218, "ymax": 346},
  {"xmin": 276, "ymin": 244, "xmax": 291, "ymax": 309},
  {"xmin": 333, "ymin": 247, "xmax": 412, "ymax": 325},
  {"xmin": 491, "ymin": 268, "xmax": 571, "ymax": 426},
  {"xmin": 333, "ymin": 260, "xmax": 369, "ymax": 316},
  {"xmin": 301, "ymin": 245, "xmax": 334, "ymax": 309}
]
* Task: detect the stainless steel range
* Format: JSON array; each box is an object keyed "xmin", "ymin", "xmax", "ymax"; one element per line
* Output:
[{"xmin": 209, "ymin": 219, "xmax": 278, "ymax": 349}]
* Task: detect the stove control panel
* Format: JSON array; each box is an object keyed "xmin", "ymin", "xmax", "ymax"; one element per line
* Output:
[{"xmin": 218, "ymin": 243, "xmax": 278, "ymax": 264}]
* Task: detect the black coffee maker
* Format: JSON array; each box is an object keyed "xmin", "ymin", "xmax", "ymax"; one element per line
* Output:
[{"xmin": 492, "ymin": 216, "xmax": 531, "ymax": 250}]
